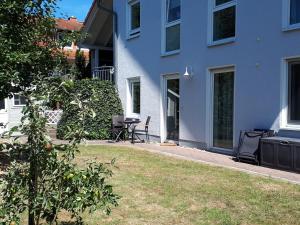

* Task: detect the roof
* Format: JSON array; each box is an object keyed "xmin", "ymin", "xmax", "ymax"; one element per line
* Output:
[
  {"xmin": 84, "ymin": 0, "xmax": 97, "ymax": 25},
  {"xmin": 55, "ymin": 17, "xmax": 83, "ymax": 31}
]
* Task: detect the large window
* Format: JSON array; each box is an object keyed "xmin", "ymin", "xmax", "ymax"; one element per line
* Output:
[
  {"xmin": 288, "ymin": 61, "xmax": 300, "ymax": 123},
  {"xmin": 127, "ymin": 0, "xmax": 141, "ymax": 38},
  {"xmin": 128, "ymin": 79, "xmax": 141, "ymax": 115},
  {"xmin": 163, "ymin": 0, "xmax": 181, "ymax": 54},
  {"xmin": 14, "ymin": 94, "xmax": 26, "ymax": 106},
  {"xmin": 209, "ymin": 0, "xmax": 236, "ymax": 44}
]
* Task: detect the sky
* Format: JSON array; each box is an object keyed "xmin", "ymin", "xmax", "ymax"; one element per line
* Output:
[{"xmin": 55, "ymin": 0, "xmax": 94, "ymax": 22}]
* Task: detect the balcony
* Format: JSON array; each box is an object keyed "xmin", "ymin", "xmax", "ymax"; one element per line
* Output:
[{"xmin": 92, "ymin": 66, "xmax": 114, "ymax": 82}]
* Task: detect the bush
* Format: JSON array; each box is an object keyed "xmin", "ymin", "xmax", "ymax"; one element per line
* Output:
[{"xmin": 57, "ymin": 80, "xmax": 123, "ymax": 140}]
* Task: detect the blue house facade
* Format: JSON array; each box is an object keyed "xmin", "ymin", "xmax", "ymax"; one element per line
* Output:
[{"xmin": 85, "ymin": 0, "xmax": 300, "ymax": 154}]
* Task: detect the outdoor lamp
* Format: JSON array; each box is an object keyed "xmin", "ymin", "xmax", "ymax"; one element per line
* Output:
[{"xmin": 183, "ymin": 66, "xmax": 193, "ymax": 79}]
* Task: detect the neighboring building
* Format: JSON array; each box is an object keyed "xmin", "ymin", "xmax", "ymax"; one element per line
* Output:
[
  {"xmin": 0, "ymin": 17, "xmax": 89, "ymax": 132},
  {"xmin": 55, "ymin": 16, "xmax": 90, "ymax": 64},
  {"xmin": 85, "ymin": 0, "xmax": 300, "ymax": 154}
]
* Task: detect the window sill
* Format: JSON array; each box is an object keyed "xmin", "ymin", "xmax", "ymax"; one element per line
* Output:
[
  {"xmin": 127, "ymin": 32, "xmax": 140, "ymax": 40},
  {"xmin": 282, "ymin": 23, "xmax": 300, "ymax": 32},
  {"xmin": 161, "ymin": 50, "xmax": 180, "ymax": 57},
  {"xmin": 208, "ymin": 37, "xmax": 235, "ymax": 47},
  {"xmin": 280, "ymin": 125, "xmax": 300, "ymax": 132}
]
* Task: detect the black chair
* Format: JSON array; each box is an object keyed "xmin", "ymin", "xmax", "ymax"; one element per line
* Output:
[
  {"xmin": 236, "ymin": 129, "xmax": 274, "ymax": 165},
  {"xmin": 110, "ymin": 115, "xmax": 125, "ymax": 142},
  {"xmin": 132, "ymin": 116, "xmax": 151, "ymax": 143},
  {"xmin": 0, "ymin": 122, "xmax": 8, "ymax": 138}
]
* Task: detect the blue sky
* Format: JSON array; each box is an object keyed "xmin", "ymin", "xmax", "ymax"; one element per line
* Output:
[{"xmin": 55, "ymin": 0, "xmax": 94, "ymax": 22}]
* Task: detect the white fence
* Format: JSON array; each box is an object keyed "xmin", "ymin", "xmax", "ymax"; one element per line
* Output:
[
  {"xmin": 92, "ymin": 66, "xmax": 114, "ymax": 82},
  {"xmin": 44, "ymin": 110, "xmax": 63, "ymax": 125}
]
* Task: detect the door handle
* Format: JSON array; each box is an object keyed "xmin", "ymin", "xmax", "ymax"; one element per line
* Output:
[{"xmin": 279, "ymin": 141, "xmax": 290, "ymax": 145}]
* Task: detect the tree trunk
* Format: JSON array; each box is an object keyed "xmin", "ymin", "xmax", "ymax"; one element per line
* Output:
[{"xmin": 28, "ymin": 152, "xmax": 37, "ymax": 225}]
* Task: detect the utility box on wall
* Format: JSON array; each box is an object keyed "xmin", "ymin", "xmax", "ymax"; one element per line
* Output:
[{"xmin": 260, "ymin": 137, "xmax": 300, "ymax": 173}]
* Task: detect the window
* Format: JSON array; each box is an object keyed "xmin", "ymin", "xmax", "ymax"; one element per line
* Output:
[
  {"xmin": 128, "ymin": 79, "xmax": 141, "ymax": 115},
  {"xmin": 209, "ymin": 0, "xmax": 236, "ymax": 44},
  {"xmin": 283, "ymin": 0, "xmax": 300, "ymax": 30},
  {"xmin": 163, "ymin": 0, "xmax": 181, "ymax": 54},
  {"xmin": 288, "ymin": 60, "xmax": 300, "ymax": 123},
  {"xmin": 0, "ymin": 99, "xmax": 5, "ymax": 110},
  {"xmin": 290, "ymin": 0, "xmax": 300, "ymax": 25},
  {"xmin": 281, "ymin": 57, "xmax": 300, "ymax": 130},
  {"xmin": 14, "ymin": 94, "xmax": 26, "ymax": 106},
  {"xmin": 127, "ymin": 0, "xmax": 141, "ymax": 38}
]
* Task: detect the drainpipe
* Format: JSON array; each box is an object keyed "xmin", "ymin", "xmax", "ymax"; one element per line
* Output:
[{"xmin": 97, "ymin": 0, "xmax": 118, "ymax": 84}]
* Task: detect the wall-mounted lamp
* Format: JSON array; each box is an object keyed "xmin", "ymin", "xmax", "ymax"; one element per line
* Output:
[{"xmin": 183, "ymin": 66, "xmax": 193, "ymax": 79}]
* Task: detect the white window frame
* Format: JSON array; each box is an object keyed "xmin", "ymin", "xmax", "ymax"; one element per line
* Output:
[
  {"xmin": 206, "ymin": 65, "xmax": 236, "ymax": 153},
  {"xmin": 207, "ymin": 0, "xmax": 236, "ymax": 46},
  {"xmin": 13, "ymin": 94, "xmax": 26, "ymax": 107},
  {"xmin": 126, "ymin": 0, "xmax": 141, "ymax": 39},
  {"xmin": 282, "ymin": 0, "xmax": 300, "ymax": 31},
  {"xmin": 160, "ymin": 73, "xmax": 180, "ymax": 143},
  {"xmin": 280, "ymin": 56, "xmax": 300, "ymax": 130},
  {"xmin": 126, "ymin": 78, "xmax": 141, "ymax": 118},
  {"xmin": 161, "ymin": 0, "xmax": 181, "ymax": 56}
]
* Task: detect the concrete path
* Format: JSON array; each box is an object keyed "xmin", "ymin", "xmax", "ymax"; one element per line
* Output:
[{"xmin": 79, "ymin": 140, "xmax": 300, "ymax": 185}]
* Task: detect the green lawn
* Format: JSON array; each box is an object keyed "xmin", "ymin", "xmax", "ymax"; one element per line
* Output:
[{"xmin": 27, "ymin": 145, "xmax": 300, "ymax": 224}]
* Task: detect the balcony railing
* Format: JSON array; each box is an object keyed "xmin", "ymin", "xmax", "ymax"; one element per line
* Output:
[{"xmin": 92, "ymin": 66, "xmax": 114, "ymax": 82}]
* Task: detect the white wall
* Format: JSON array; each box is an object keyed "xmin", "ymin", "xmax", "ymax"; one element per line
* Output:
[{"xmin": 114, "ymin": 0, "xmax": 300, "ymax": 150}]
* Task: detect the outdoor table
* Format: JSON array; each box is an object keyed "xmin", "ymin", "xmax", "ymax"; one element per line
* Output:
[{"xmin": 124, "ymin": 118, "xmax": 141, "ymax": 143}]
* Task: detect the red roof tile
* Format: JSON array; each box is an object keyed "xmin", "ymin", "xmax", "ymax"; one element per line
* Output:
[{"xmin": 55, "ymin": 17, "xmax": 83, "ymax": 31}]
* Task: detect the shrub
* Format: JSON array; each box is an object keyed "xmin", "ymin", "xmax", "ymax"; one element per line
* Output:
[{"xmin": 57, "ymin": 80, "xmax": 123, "ymax": 140}]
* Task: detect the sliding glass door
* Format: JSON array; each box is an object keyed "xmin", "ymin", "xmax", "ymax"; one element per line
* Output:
[{"xmin": 213, "ymin": 71, "xmax": 234, "ymax": 149}]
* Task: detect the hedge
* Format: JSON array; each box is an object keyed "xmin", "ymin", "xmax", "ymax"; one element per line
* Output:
[{"xmin": 57, "ymin": 80, "xmax": 123, "ymax": 140}]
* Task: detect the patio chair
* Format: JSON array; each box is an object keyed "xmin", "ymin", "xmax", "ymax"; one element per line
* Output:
[
  {"xmin": 110, "ymin": 115, "xmax": 125, "ymax": 142},
  {"xmin": 236, "ymin": 130, "xmax": 274, "ymax": 165},
  {"xmin": 132, "ymin": 116, "xmax": 151, "ymax": 143},
  {"xmin": 0, "ymin": 122, "xmax": 8, "ymax": 138}
]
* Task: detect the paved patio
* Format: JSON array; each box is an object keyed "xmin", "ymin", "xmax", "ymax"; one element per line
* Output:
[{"xmin": 79, "ymin": 140, "xmax": 300, "ymax": 185}]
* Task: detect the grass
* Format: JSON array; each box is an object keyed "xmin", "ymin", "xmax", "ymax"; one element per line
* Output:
[{"xmin": 23, "ymin": 145, "xmax": 300, "ymax": 224}]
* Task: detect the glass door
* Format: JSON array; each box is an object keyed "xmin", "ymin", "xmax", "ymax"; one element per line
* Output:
[
  {"xmin": 166, "ymin": 78, "xmax": 180, "ymax": 141},
  {"xmin": 213, "ymin": 71, "xmax": 234, "ymax": 149}
]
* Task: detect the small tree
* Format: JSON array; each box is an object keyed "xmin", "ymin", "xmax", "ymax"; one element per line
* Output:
[
  {"xmin": 75, "ymin": 50, "xmax": 87, "ymax": 80},
  {"xmin": 0, "ymin": 0, "xmax": 119, "ymax": 224},
  {"xmin": 0, "ymin": 80, "xmax": 119, "ymax": 224}
]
